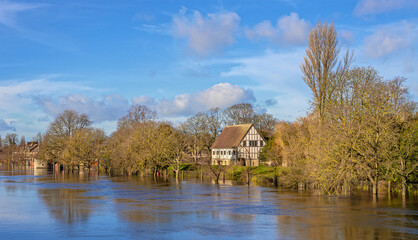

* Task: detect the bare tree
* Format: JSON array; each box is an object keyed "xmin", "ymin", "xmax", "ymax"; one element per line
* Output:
[
  {"xmin": 205, "ymin": 107, "xmax": 223, "ymax": 143},
  {"xmin": 223, "ymin": 103, "xmax": 255, "ymax": 126},
  {"xmin": 387, "ymin": 78, "xmax": 417, "ymax": 200},
  {"xmin": 180, "ymin": 113, "xmax": 209, "ymax": 163},
  {"xmin": 254, "ymin": 113, "xmax": 278, "ymax": 139},
  {"xmin": 167, "ymin": 128, "xmax": 188, "ymax": 181},
  {"xmin": 117, "ymin": 104, "xmax": 156, "ymax": 129},
  {"xmin": 48, "ymin": 110, "xmax": 91, "ymax": 137},
  {"xmin": 19, "ymin": 136, "xmax": 26, "ymax": 148},
  {"xmin": 301, "ymin": 22, "xmax": 352, "ymax": 121},
  {"xmin": 65, "ymin": 128, "xmax": 106, "ymax": 171},
  {"xmin": 392, "ymin": 111, "xmax": 417, "ymax": 200},
  {"xmin": 5, "ymin": 133, "xmax": 18, "ymax": 146},
  {"xmin": 41, "ymin": 109, "xmax": 92, "ymax": 167}
]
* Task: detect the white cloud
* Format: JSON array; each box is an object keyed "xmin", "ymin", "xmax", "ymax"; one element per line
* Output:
[
  {"xmin": 339, "ymin": 30, "xmax": 355, "ymax": 44},
  {"xmin": 354, "ymin": 0, "xmax": 418, "ymax": 17},
  {"xmin": 220, "ymin": 49, "xmax": 310, "ymax": 120},
  {"xmin": 37, "ymin": 94, "xmax": 130, "ymax": 122},
  {"xmin": 221, "ymin": 49, "xmax": 305, "ymax": 87},
  {"xmin": 0, "ymin": 76, "xmax": 92, "ymax": 112},
  {"xmin": 363, "ymin": 21, "xmax": 417, "ymax": 58},
  {"xmin": 131, "ymin": 95, "xmax": 156, "ymax": 106},
  {"xmin": 0, "ymin": 76, "xmax": 95, "ymax": 138},
  {"xmin": 0, "ymin": 1, "xmax": 46, "ymax": 28},
  {"xmin": 245, "ymin": 12, "xmax": 310, "ymax": 46},
  {"xmin": 0, "ymin": 119, "xmax": 15, "ymax": 132},
  {"xmin": 172, "ymin": 7, "xmax": 240, "ymax": 57},
  {"xmin": 132, "ymin": 83, "xmax": 255, "ymax": 116}
]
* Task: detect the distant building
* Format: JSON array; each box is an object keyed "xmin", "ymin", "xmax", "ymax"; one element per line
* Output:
[
  {"xmin": 211, "ymin": 123, "xmax": 266, "ymax": 166},
  {"xmin": 24, "ymin": 142, "xmax": 47, "ymax": 169}
]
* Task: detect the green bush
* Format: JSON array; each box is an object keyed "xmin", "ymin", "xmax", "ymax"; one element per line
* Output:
[{"xmin": 180, "ymin": 163, "xmax": 195, "ymax": 171}]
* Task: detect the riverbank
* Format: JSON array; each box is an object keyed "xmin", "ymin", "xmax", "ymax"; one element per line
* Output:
[{"xmin": 169, "ymin": 164, "xmax": 418, "ymax": 198}]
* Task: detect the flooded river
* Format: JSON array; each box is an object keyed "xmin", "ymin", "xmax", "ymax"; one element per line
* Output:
[{"xmin": 0, "ymin": 168, "xmax": 417, "ymax": 240}]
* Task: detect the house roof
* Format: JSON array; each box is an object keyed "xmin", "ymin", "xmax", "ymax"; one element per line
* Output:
[{"xmin": 211, "ymin": 123, "xmax": 253, "ymax": 149}]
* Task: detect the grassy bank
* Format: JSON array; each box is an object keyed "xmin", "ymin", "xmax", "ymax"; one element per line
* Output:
[{"xmin": 170, "ymin": 164, "xmax": 285, "ymax": 187}]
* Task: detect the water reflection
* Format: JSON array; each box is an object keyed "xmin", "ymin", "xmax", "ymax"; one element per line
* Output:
[
  {"xmin": 39, "ymin": 188, "xmax": 93, "ymax": 224},
  {"xmin": 36, "ymin": 171, "xmax": 102, "ymax": 224},
  {"xmin": 0, "ymin": 168, "xmax": 416, "ymax": 240},
  {"xmin": 273, "ymin": 195, "xmax": 418, "ymax": 239}
]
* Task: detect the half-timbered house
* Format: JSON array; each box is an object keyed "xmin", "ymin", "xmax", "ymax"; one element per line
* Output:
[{"xmin": 211, "ymin": 123, "xmax": 266, "ymax": 166}]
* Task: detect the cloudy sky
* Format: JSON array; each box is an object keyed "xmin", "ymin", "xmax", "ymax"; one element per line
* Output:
[{"xmin": 0, "ymin": 0, "xmax": 417, "ymax": 139}]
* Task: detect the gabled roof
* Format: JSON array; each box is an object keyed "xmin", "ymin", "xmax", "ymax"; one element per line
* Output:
[{"xmin": 211, "ymin": 123, "xmax": 252, "ymax": 149}]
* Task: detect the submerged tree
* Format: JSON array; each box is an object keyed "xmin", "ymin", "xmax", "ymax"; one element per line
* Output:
[
  {"xmin": 64, "ymin": 128, "xmax": 107, "ymax": 170},
  {"xmin": 40, "ymin": 109, "xmax": 92, "ymax": 167},
  {"xmin": 167, "ymin": 129, "xmax": 188, "ymax": 181}
]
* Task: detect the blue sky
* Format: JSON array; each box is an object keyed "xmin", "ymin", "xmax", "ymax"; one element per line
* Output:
[{"xmin": 0, "ymin": 0, "xmax": 417, "ymax": 139}]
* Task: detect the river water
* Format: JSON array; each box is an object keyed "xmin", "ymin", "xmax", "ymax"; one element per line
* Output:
[{"xmin": 0, "ymin": 168, "xmax": 417, "ymax": 240}]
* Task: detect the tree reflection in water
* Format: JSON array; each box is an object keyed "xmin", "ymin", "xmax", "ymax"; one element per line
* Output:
[
  {"xmin": 274, "ymin": 193, "xmax": 418, "ymax": 239},
  {"xmin": 37, "ymin": 171, "xmax": 101, "ymax": 224},
  {"xmin": 111, "ymin": 179, "xmax": 261, "ymax": 238},
  {"xmin": 0, "ymin": 168, "xmax": 415, "ymax": 240},
  {"xmin": 38, "ymin": 188, "xmax": 92, "ymax": 224}
]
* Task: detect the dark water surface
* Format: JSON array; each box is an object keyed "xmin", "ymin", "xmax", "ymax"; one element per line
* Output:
[{"xmin": 0, "ymin": 168, "xmax": 417, "ymax": 240}]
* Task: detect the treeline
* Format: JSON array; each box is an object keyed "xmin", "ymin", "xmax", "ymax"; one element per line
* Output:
[
  {"xmin": 38, "ymin": 104, "xmax": 277, "ymax": 179},
  {"xmin": 0, "ymin": 133, "xmax": 32, "ymax": 168},
  {"xmin": 270, "ymin": 23, "xmax": 417, "ymax": 198}
]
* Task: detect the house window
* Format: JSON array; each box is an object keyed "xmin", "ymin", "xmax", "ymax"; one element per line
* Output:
[
  {"xmin": 217, "ymin": 151, "xmax": 219, "ymax": 155},
  {"xmin": 260, "ymin": 141, "xmax": 264, "ymax": 147},
  {"xmin": 228, "ymin": 150, "xmax": 231, "ymax": 155},
  {"xmin": 254, "ymin": 141, "xmax": 258, "ymax": 147},
  {"xmin": 243, "ymin": 141, "xmax": 246, "ymax": 146},
  {"xmin": 213, "ymin": 151, "xmax": 215, "ymax": 156}
]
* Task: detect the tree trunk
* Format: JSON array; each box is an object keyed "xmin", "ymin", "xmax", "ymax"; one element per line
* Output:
[
  {"xmin": 215, "ymin": 174, "xmax": 220, "ymax": 184},
  {"xmin": 175, "ymin": 170, "xmax": 179, "ymax": 180},
  {"xmin": 372, "ymin": 177, "xmax": 378, "ymax": 196},
  {"xmin": 387, "ymin": 181, "xmax": 391, "ymax": 198},
  {"xmin": 274, "ymin": 175, "xmax": 278, "ymax": 187},
  {"xmin": 402, "ymin": 176, "xmax": 407, "ymax": 201}
]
